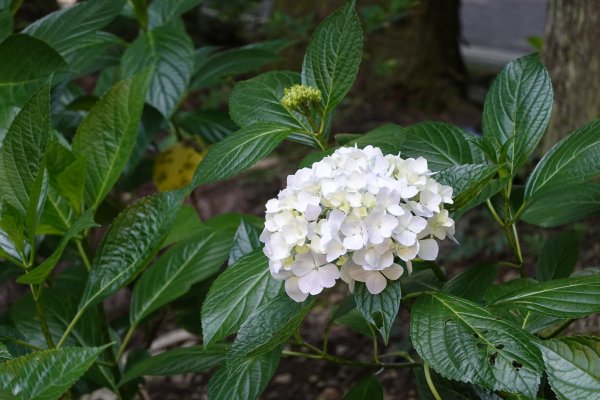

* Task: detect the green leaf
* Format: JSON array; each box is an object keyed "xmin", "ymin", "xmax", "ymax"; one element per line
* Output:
[
  {"xmin": 191, "ymin": 123, "xmax": 291, "ymax": 188},
  {"xmin": 488, "ymin": 275, "xmax": 600, "ymax": 318},
  {"xmin": 301, "ymin": 1, "xmax": 363, "ymax": 112},
  {"xmin": 0, "ymin": 346, "xmax": 105, "ymax": 400},
  {"xmin": 62, "ymin": 31, "xmax": 124, "ymax": 76},
  {"xmin": 16, "ymin": 209, "xmax": 97, "ymax": 284},
  {"xmin": 453, "ymin": 178, "xmax": 506, "ymax": 219},
  {"xmin": 202, "ymin": 249, "xmax": 283, "ymax": 348},
  {"xmin": 354, "ymin": 280, "xmax": 401, "ymax": 345},
  {"xmin": 435, "ymin": 164, "xmax": 499, "ymax": 210},
  {"xmin": 350, "ymin": 124, "xmax": 406, "ymax": 155},
  {"xmin": 0, "ymin": 9, "xmax": 12, "ymax": 43},
  {"xmin": 539, "ymin": 336, "xmax": 600, "ymax": 400},
  {"xmin": 54, "ymin": 156, "xmax": 86, "ymax": 214},
  {"xmin": 162, "ymin": 203, "xmax": 203, "ymax": 246},
  {"xmin": 524, "ymin": 120, "xmax": 600, "ymax": 205},
  {"xmin": 121, "ymin": 344, "xmax": 226, "ymax": 384},
  {"xmin": 482, "ymin": 54, "xmax": 552, "ymax": 175},
  {"xmin": 121, "ymin": 21, "xmax": 194, "ymax": 117},
  {"xmin": 0, "ymin": 35, "xmax": 66, "ymax": 108},
  {"xmin": 23, "ymin": 0, "xmax": 124, "ymax": 57},
  {"xmin": 208, "ymin": 347, "xmax": 280, "ymax": 400},
  {"xmin": 72, "ymin": 70, "xmax": 151, "ymax": 209},
  {"xmin": 178, "ymin": 110, "xmax": 237, "ymax": 144},
  {"xmin": 78, "ymin": 190, "xmax": 183, "ymax": 311},
  {"xmin": 399, "ymin": 122, "xmax": 485, "ymax": 171},
  {"xmin": 444, "ymin": 263, "xmax": 497, "ymax": 302},
  {"xmin": 415, "ymin": 368, "xmax": 500, "ymax": 400},
  {"xmin": 410, "ymin": 292, "xmax": 543, "ymax": 397},
  {"xmin": 536, "ymin": 231, "xmax": 580, "ymax": 282},
  {"xmin": 229, "ymin": 71, "xmax": 314, "ymax": 146},
  {"xmin": 147, "ymin": 0, "xmax": 200, "ymax": 28},
  {"xmin": 228, "ymin": 218, "xmax": 262, "ymax": 266},
  {"xmin": 343, "ymin": 375, "xmax": 383, "ymax": 400},
  {"xmin": 522, "ymin": 183, "xmax": 600, "ymax": 227},
  {"xmin": 0, "ymin": 342, "xmax": 11, "ymax": 363},
  {"xmin": 226, "ymin": 296, "xmax": 314, "ymax": 369},
  {"xmin": 191, "ymin": 47, "xmax": 280, "ymax": 90},
  {"xmin": 130, "ymin": 226, "xmax": 231, "ymax": 325}
]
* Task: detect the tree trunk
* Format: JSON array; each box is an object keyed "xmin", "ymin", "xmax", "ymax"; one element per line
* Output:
[{"xmin": 542, "ymin": 0, "xmax": 600, "ymax": 152}]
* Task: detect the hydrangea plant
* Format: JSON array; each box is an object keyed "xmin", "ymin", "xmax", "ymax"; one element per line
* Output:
[{"xmin": 1, "ymin": 1, "xmax": 600, "ymax": 399}]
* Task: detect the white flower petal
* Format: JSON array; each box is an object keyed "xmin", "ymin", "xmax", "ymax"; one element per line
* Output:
[
  {"xmin": 365, "ymin": 272, "xmax": 387, "ymax": 294},
  {"xmin": 418, "ymin": 239, "xmax": 439, "ymax": 260},
  {"xmin": 285, "ymin": 277, "xmax": 309, "ymax": 302}
]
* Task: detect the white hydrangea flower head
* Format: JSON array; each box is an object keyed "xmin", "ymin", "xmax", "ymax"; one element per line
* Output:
[{"xmin": 260, "ymin": 145, "xmax": 455, "ymax": 301}]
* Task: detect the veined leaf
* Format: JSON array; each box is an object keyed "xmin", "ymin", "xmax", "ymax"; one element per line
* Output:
[
  {"xmin": 343, "ymin": 375, "xmax": 383, "ymax": 400},
  {"xmin": 208, "ymin": 347, "xmax": 280, "ymax": 400},
  {"xmin": 354, "ymin": 280, "xmax": 401, "ymax": 345},
  {"xmin": 481, "ymin": 54, "xmax": 552, "ymax": 175},
  {"xmin": 178, "ymin": 110, "xmax": 237, "ymax": 144},
  {"xmin": 226, "ymin": 296, "xmax": 314, "ymax": 370},
  {"xmin": 121, "ymin": 344, "xmax": 226, "ymax": 384},
  {"xmin": 201, "ymin": 249, "xmax": 283, "ymax": 348},
  {"xmin": 400, "ymin": 122, "xmax": 485, "ymax": 171},
  {"xmin": 72, "ymin": 69, "xmax": 151, "ymax": 209},
  {"xmin": 350, "ymin": 124, "xmax": 406, "ymax": 155},
  {"xmin": 162, "ymin": 203, "xmax": 203, "ymax": 246},
  {"xmin": 488, "ymin": 275, "xmax": 600, "ymax": 318},
  {"xmin": 444, "ymin": 263, "xmax": 498, "ymax": 302},
  {"xmin": 0, "ymin": 9, "xmax": 12, "ymax": 43},
  {"xmin": 130, "ymin": 226, "xmax": 232, "ymax": 325},
  {"xmin": 0, "ymin": 346, "xmax": 105, "ymax": 400},
  {"xmin": 191, "ymin": 123, "xmax": 291, "ymax": 188},
  {"xmin": 435, "ymin": 164, "xmax": 499, "ymax": 210},
  {"xmin": 147, "ymin": 0, "xmax": 200, "ymax": 28},
  {"xmin": 121, "ymin": 20, "xmax": 193, "ymax": 117},
  {"xmin": 410, "ymin": 292, "xmax": 543, "ymax": 397},
  {"xmin": 536, "ymin": 231, "xmax": 580, "ymax": 282},
  {"xmin": 540, "ymin": 336, "xmax": 600, "ymax": 400},
  {"xmin": 228, "ymin": 218, "xmax": 261, "ymax": 266},
  {"xmin": 78, "ymin": 190, "xmax": 183, "ymax": 312},
  {"xmin": 301, "ymin": 1, "xmax": 363, "ymax": 113}
]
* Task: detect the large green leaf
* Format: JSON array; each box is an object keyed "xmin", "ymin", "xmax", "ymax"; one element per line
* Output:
[
  {"xmin": 488, "ymin": 275, "xmax": 600, "ymax": 318},
  {"xmin": 130, "ymin": 226, "xmax": 231, "ymax": 325},
  {"xmin": 536, "ymin": 231, "xmax": 580, "ymax": 282},
  {"xmin": 524, "ymin": 120, "xmax": 600, "ymax": 204},
  {"xmin": 208, "ymin": 347, "xmax": 280, "ymax": 400},
  {"xmin": 201, "ymin": 249, "xmax": 283, "ymax": 348},
  {"xmin": 229, "ymin": 71, "xmax": 314, "ymax": 145},
  {"xmin": 161, "ymin": 203, "xmax": 203, "ymax": 247},
  {"xmin": 23, "ymin": 0, "xmax": 124, "ymax": 60},
  {"xmin": 0, "ymin": 35, "xmax": 66, "ymax": 108},
  {"xmin": 178, "ymin": 110, "xmax": 237, "ymax": 145},
  {"xmin": 350, "ymin": 124, "xmax": 406, "ymax": 155},
  {"xmin": 399, "ymin": 122, "xmax": 485, "ymax": 171},
  {"xmin": 0, "ymin": 346, "xmax": 104, "ymax": 400},
  {"xmin": 343, "ymin": 375, "xmax": 383, "ymax": 400},
  {"xmin": 147, "ymin": 0, "xmax": 200, "ymax": 28},
  {"xmin": 540, "ymin": 336, "xmax": 600, "ymax": 400},
  {"xmin": 72, "ymin": 70, "xmax": 151, "ymax": 209},
  {"xmin": 415, "ymin": 368, "xmax": 501, "ymax": 400},
  {"xmin": 444, "ymin": 263, "xmax": 497, "ymax": 302},
  {"xmin": 301, "ymin": 1, "xmax": 363, "ymax": 113},
  {"xmin": 522, "ymin": 183, "xmax": 600, "ymax": 227},
  {"xmin": 121, "ymin": 21, "xmax": 194, "ymax": 117},
  {"xmin": 121, "ymin": 344, "xmax": 226, "ymax": 384},
  {"xmin": 410, "ymin": 292, "xmax": 543, "ymax": 397},
  {"xmin": 78, "ymin": 190, "xmax": 183, "ymax": 311},
  {"xmin": 61, "ymin": 32, "xmax": 124, "ymax": 75},
  {"xmin": 228, "ymin": 218, "xmax": 262, "ymax": 266},
  {"xmin": 191, "ymin": 123, "xmax": 291, "ymax": 188},
  {"xmin": 354, "ymin": 280, "xmax": 401, "ymax": 345},
  {"xmin": 0, "ymin": 83, "xmax": 50, "ymax": 224},
  {"xmin": 226, "ymin": 296, "xmax": 314, "ymax": 369},
  {"xmin": 0, "ymin": 9, "xmax": 12, "ymax": 43},
  {"xmin": 481, "ymin": 54, "xmax": 552, "ymax": 174},
  {"xmin": 434, "ymin": 164, "xmax": 499, "ymax": 210}
]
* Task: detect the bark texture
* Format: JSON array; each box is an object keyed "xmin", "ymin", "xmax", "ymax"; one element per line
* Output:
[{"xmin": 542, "ymin": 0, "xmax": 600, "ymax": 151}]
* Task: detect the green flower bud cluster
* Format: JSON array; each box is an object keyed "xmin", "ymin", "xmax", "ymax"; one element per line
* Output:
[{"xmin": 281, "ymin": 85, "xmax": 322, "ymax": 110}]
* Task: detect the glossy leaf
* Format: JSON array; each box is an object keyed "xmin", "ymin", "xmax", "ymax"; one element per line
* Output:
[
  {"xmin": 410, "ymin": 292, "xmax": 543, "ymax": 397},
  {"xmin": 350, "ymin": 124, "xmax": 406, "ymax": 155},
  {"xmin": 301, "ymin": 1, "xmax": 363, "ymax": 112},
  {"xmin": 147, "ymin": 0, "xmax": 200, "ymax": 28},
  {"xmin": 208, "ymin": 347, "xmax": 280, "ymax": 400},
  {"xmin": 0, "ymin": 346, "xmax": 104, "ymax": 400},
  {"xmin": 354, "ymin": 280, "xmax": 401, "ymax": 344},
  {"xmin": 540, "ymin": 336, "xmax": 600, "ymax": 400},
  {"xmin": 121, "ymin": 344, "xmax": 226, "ymax": 384},
  {"xmin": 191, "ymin": 123, "xmax": 291, "ymax": 188},
  {"xmin": 536, "ymin": 231, "xmax": 580, "ymax": 282},
  {"xmin": 78, "ymin": 190, "xmax": 183, "ymax": 311},
  {"xmin": 228, "ymin": 218, "xmax": 262, "ymax": 266},
  {"xmin": 0, "ymin": 9, "xmax": 12, "ymax": 43},
  {"xmin": 444, "ymin": 263, "xmax": 497, "ymax": 302},
  {"xmin": 226, "ymin": 296, "xmax": 314, "ymax": 369},
  {"xmin": 202, "ymin": 250, "xmax": 283, "ymax": 347},
  {"xmin": 162, "ymin": 204, "xmax": 203, "ymax": 246},
  {"xmin": 415, "ymin": 368, "xmax": 501, "ymax": 400},
  {"xmin": 72, "ymin": 70, "xmax": 151, "ymax": 209},
  {"xmin": 488, "ymin": 275, "xmax": 600, "ymax": 318},
  {"xmin": 400, "ymin": 122, "xmax": 485, "ymax": 171},
  {"xmin": 482, "ymin": 54, "xmax": 552, "ymax": 174},
  {"xmin": 343, "ymin": 375, "xmax": 383, "ymax": 400},
  {"xmin": 434, "ymin": 164, "xmax": 499, "ymax": 210},
  {"xmin": 178, "ymin": 110, "xmax": 237, "ymax": 144},
  {"xmin": 121, "ymin": 21, "xmax": 194, "ymax": 117},
  {"xmin": 130, "ymin": 226, "xmax": 231, "ymax": 325}
]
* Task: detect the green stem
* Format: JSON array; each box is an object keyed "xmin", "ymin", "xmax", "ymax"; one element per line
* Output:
[
  {"xmin": 368, "ymin": 324, "xmax": 380, "ymax": 363},
  {"xmin": 486, "ymin": 200, "xmax": 505, "ymax": 227},
  {"xmin": 428, "ymin": 262, "xmax": 447, "ymax": 282},
  {"xmin": 76, "ymin": 239, "xmax": 92, "ymax": 272},
  {"xmin": 281, "ymin": 350, "xmax": 421, "ymax": 369},
  {"xmin": 503, "ymin": 223, "xmax": 525, "ymax": 277},
  {"xmin": 31, "ymin": 285, "xmax": 55, "ymax": 348},
  {"xmin": 424, "ymin": 363, "xmax": 442, "ymax": 400},
  {"xmin": 322, "ymin": 319, "xmax": 334, "ymax": 354},
  {"xmin": 542, "ymin": 319, "xmax": 576, "ymax": 339},
  {"xmin": 116, "ymin": 323, "xmax": 137, "ymax": 361},
  {"xmin": 57, "ymin": 308, "xmax": 85, "ymax": 348},
  {"xmin": 497, "ymin": 261, "xmax": 522, "ymax": 270}
]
